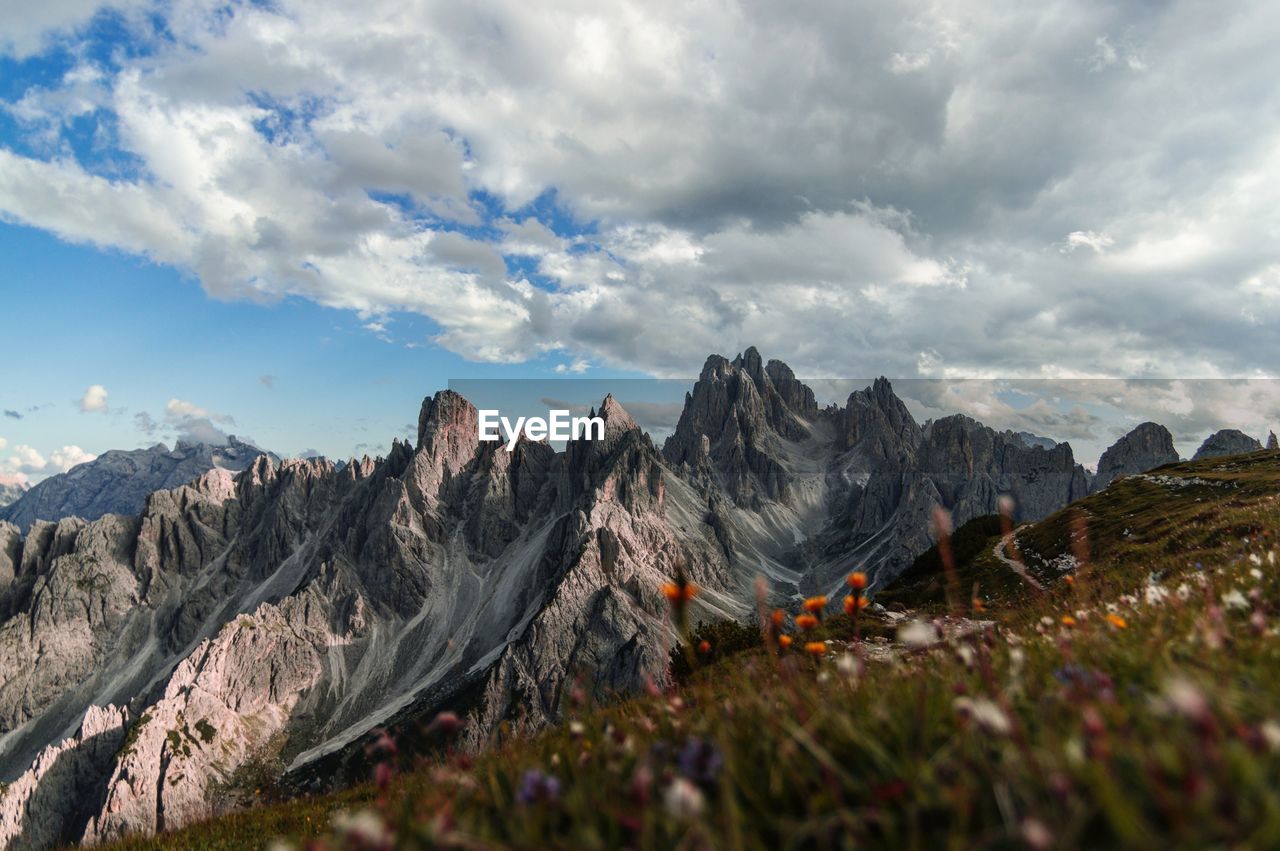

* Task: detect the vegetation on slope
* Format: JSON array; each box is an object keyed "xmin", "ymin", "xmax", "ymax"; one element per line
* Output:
[{"xmin": 107, "ymin": 451, "xmax": 1280, "ymax": 850}]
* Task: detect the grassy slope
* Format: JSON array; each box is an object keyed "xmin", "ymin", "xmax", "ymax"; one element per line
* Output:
[{"xmin": 107, "ymin": 451, "xmax": 1280, "ymax": 850}]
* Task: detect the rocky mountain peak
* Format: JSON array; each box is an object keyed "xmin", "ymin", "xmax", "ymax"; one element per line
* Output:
[
  {"xmin": 835, "ymin": 377, "xmax": 921, "ymax": 463},
  {"xmin": 1269, "ymin": 430, "xmax": 1279, "ymax": 451},
  {"xmin": 416, "ymin": 390, "xmax": 480, "ymax": 468},
  {"xmin": 1092, "ymin": 422, "xmax": 1180, "ymax": 492},
  {"xmin": 1193, "ymin": 428, "xmax": 1263, "ymax": 460},
  {"xmin": 664, "ymin": 349, "xmax": 814, "ymax": 505}
]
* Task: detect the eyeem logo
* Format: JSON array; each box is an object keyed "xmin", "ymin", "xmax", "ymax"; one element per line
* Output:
[{"xmin": 479, "ymin": 409, "xmax": 605, "ymax": 451}]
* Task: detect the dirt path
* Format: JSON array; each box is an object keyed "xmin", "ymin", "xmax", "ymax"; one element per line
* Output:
[{"xmin": 993, "ymin": 533, "xmax": 1045, "ymax": 592}]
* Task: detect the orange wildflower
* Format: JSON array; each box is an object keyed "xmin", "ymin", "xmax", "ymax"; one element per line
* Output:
[
  {"xmin": 778, "ymin": 635, "xmax": 793, "ymax": 649},
  {"xmin": 1060, "ymin": 615, "xmax": 1077, "ymax": 627},
  {"xmin": 844, "ymin": 595, "xmax": 869, "ymax": 615},
  {"xmin": 971, "ymin": 598, "xmax": 986, "ymax": 613},
  {"xmin": 805, "ymin": 642, "xmax": 826, "ymax": 656},
  {"xmin": 1064, "ymin": 575, "xmax": 1075, "ymax": 585},
  {"xmin": 802, "ymin": 596, "xmax": 828, "ymax": 614},
  {"xmin": 661, "ymin": 582, "xmax": 698, "ymax": 604},
  {"xmin": 847, "ymin": 571, "xmax": 868, "ymax": 590},
  {"xmin": 1105, "ymin": 613, "xmax": 1127, "ymax": 629},
  {"xmin": 796, "ymin": 614, "xmax": 819, "ymax": 631},
  {"xmin": 770, "ymin": 609, "xmax": 786, "ymax": 629}
]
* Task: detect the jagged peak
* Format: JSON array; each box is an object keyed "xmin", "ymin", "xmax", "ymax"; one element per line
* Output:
[
  {"xmin": 416, "ymin": 389, "xmax": 480, "ymax": 451},
  {"xmin": 599, "ymin": 393, "xmax": 638, "ymax": 434},
  {"xmin": 1268, "ymin": 430, "xmax": 1278, "ymax": 451}
]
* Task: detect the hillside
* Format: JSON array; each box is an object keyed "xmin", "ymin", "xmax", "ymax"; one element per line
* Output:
[{"xmin": 104, "ymin": 448, "xmax": 1280, "ymax": 850}]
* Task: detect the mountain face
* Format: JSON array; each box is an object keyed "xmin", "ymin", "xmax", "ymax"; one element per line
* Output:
[
  {"xmin": 1193, "ymin": 429, "xmax": 1264, "ymax": 460},
  {"xmin": 0, "ymin": 350, "xmax": 1240, "ymax": 848},
  {"xmin": 1270, "ymin": 431, "xmax": 1279, "ymax": 451},
  {"xmin": 1092, "ymin": 422, "xmax": 1181, "ymax": 492},
  {"xmin": 0, "ymin": 438, "xmax": 276, "ymax": 532},
  {"xmin": 0, "ymin": 485, "xmax": 25, "ymax": 510}
]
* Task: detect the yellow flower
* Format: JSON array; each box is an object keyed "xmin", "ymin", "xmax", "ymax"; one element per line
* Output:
[
  {"xmin": 796, "ymin": 614, "xmax": 819, "ymax": 631},
  {"xmin": 804, "ymin": 641, "xmax": 827, "ymax": 656},
  {"xmin": 847, "ymin": 571, "xmax": 868, "ymax": 590},
  {"xmin": 1105, "ymin": 613, "xmax": 1127, "ymax": 629},
  {"xmin": 802, "ymin": 596, "xmax": 828, "ymax": 614}
]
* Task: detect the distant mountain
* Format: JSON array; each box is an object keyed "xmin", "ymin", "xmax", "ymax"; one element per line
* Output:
[
  {"xmin": 1193, "ymin": 429, "xmax": 1264, "ymax": 460},
  {"xmin": 1092, "ymin": 422, "xmax": 1181, "ymax": 492},
  {"xmin": 0, "ymin": 437, "xmax": 276, "ymax": 531},
  {"xmin": 0, "ymin": 484, "xmax": 25, "ymax": 510}
]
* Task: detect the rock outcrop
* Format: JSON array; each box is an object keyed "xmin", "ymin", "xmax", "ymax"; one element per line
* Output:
[
  {"xmin": 1192, "ymin": 429, "xmax": 1264, "ymax": 460},
  {"xmin": 1266, "ymin": 431, "xmax": 1278, "ymax": 451},
  {"xmin": 0, "ymin": 437, "xmax": 275, "ymax": 531},
  {"xmin": 1092, "ymin": 422, "xmax": 1181, "ymax": 492}
]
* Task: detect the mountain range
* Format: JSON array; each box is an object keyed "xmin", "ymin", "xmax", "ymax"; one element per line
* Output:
[
  {"xmin": 0, "ymin": 350, "xmax": 1274, "ymax": 849},
  {"xmin": 0, "ymin": 437, "xmax": 275, "ymax": 532}
]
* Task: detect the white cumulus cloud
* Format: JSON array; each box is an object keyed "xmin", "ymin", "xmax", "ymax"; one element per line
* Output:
[{"xmin": 79, "ymin": 384, "xmax": 109, "ymax": 413}]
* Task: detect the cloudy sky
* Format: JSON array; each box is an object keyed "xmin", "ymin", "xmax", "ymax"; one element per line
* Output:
[{"xmin": 1, "ymin": 0, "xmax": 1278, "ymax": 482}]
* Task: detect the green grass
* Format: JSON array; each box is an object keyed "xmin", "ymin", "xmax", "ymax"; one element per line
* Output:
[{"xmin": 106, "ymin": 451, "xmax": 1280, "ymax": 850}]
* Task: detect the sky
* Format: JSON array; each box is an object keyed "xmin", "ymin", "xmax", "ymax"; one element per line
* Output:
[{"xmin": 1, "ymin": 0, "xmax": 1279, "ymax": 483}]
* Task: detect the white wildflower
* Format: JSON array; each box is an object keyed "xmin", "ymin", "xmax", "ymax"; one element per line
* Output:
[
  {"xmin": 1144, "ymin": 584, "xmax": 1169, "ymax": 605},
  {"xmin": 1163, "ymin": 678, "xmax": 1209, "ymax": 720},
  {"xmin": 1261, "ymin": 721, "xmax": 1280, "ymax": 752},
  {"xmin": 333, "ymin": 810, "xmax": 391, "ymax": 846},
  {"xmin": 954, "ymin": 696, "xmax": 1012, "ymax": 737},
  {"xmin": 664, "ymin": 777, "xmax": 706, "ymax": 820},
  {"xmin": 1222, "ymin": 589, "xmax": 1249, "ymax": 611},
  {"xmin": 897, "ymin": 620, "xmax": 940, "ymax": 648},
  {"xmin": 1250, "ymin": 553, "xmax": 1263, "ymax": 567}
]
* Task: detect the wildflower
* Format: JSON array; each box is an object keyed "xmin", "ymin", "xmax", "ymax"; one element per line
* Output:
[
  {"xmin": 778, "ymin": 634, "xmax": 793, "ymax": 649},
  {"xmin": 663, "ymin": 777, "xmax": 706, "ymax": 820},
  {"xmin": 425, "ymin": 711, "xmax": 461, "ymax": 736},
  {"xmin": 971, "ymin": 597, "xmax": 986, "ymax": 613},
  {"xmin": 770, "ymin": 609, "xmax": 785, "ymax": 629},
  {"xmin": 1021, "ymin": 818, "xmax": 1054, "ymax": 851},
  {"xmin": 805, "ymin": 641, "xmax": 826, "ymax": 656},
  {"xmin": 677, "ymin": 737, "xmax": 723, "ymax": 786},
  {"xmin": 1105, "ymin": 613, "xmax": 1127, "ymax": 629},
  {"xmin": 1163, "ymin": 677, "xmax": 1210, "ymax": 722},
  {"xmin": 953, "ymin": 696, "xmax": 1012, "ymax": 736},
  {"xmin": 843, "ymin": 595, "xmax": 869, "ymax": 615},
  {"xmin": 698, "ymin": 640, "xmax": 712, "ymax": 655},
  {"xmin": 661, "ymin": 582, "xmax": 698, "ymax": 604},
  {"xmin": 332, "ymin": 810, "xmax": 392, "ymax": 847},
  {"xmin": 836, "ymin": 653, "xmax": 858, "ymax": 679},
  {"xmin": 1064, "ymin": 575, "xmax": 1075, "ymax": 585},
  {"xmin": 847, "ymin": 571, "xmax": 868, "ymax": 590},
  {"xmin": 516, "ymin": 769, "xmax": 562, "ymax": 805},
  {"xmin": 1222, "ymin": 589, "xmax": 1249, "ymax": 611},
  {"xmin": 795, "ymin": 614, "xmax": 819, "ymax": 631},
  {"xmin": 1261, "ymin": 721, "xmax": 1280, "ymax": 752},
  {"xmin": 897, "ymin": 620, "xmax": 940, "ymax": 648},
  {"xmin": 1144, "ymin": 583, "xmax": 1169, "ymax": 605},
  {"xmin": 1060, "ymin": 615, "xmax": 1077, "ymax": 627},
  {"xmin": 802, "ymin": 596, "xmax": 828, "ymax": 614}
]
